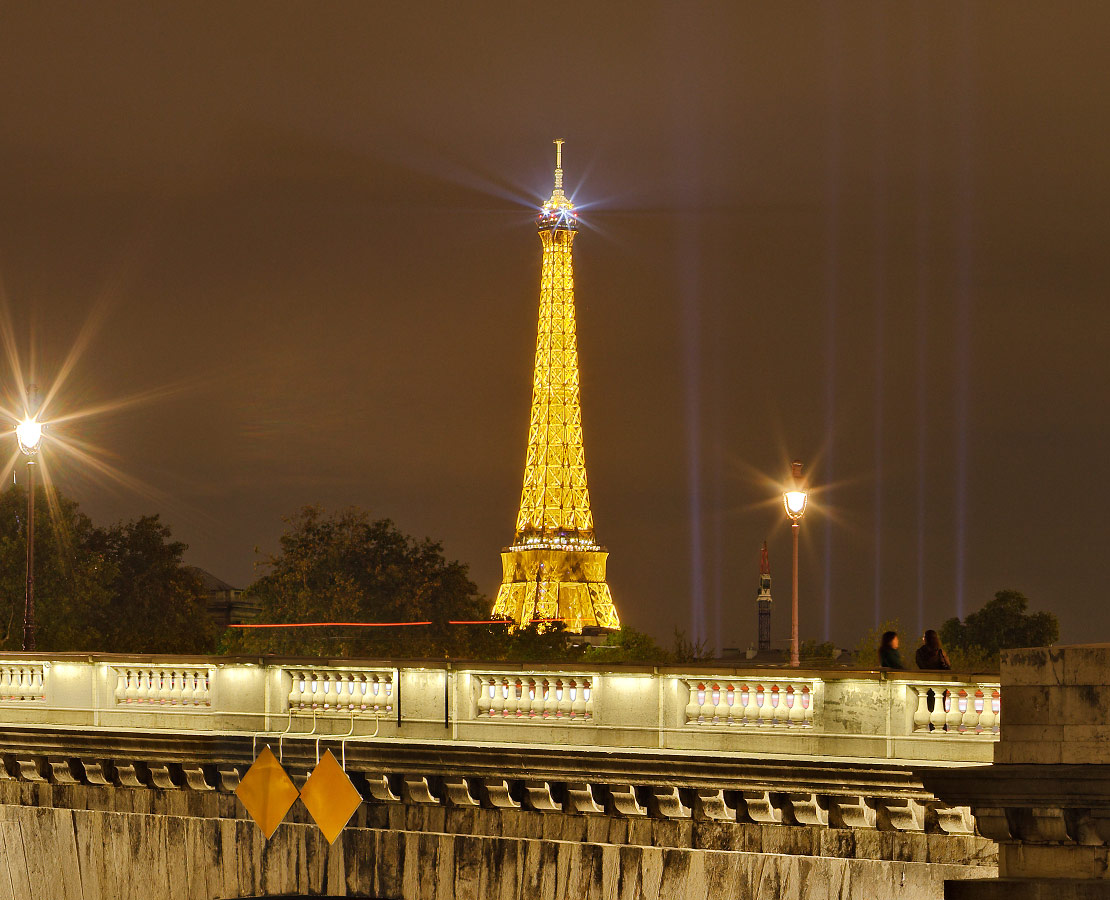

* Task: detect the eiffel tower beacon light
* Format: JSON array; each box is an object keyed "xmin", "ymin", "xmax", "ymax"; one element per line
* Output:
[{"xmin": 490, "ymin": 141, "xmax": 621, "ymax": 633}]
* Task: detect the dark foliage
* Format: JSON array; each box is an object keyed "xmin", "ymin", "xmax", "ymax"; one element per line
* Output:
[
  {"xmin": 940, "ymin": 589, "xmax": 1059, "ymax": 670},
  {"xmin": 0, "ymin": 485, "xmax": 214, "ymax": 652}
]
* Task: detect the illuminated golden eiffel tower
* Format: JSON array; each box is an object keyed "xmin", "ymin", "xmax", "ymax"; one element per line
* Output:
[{"xmin": 491, "ymin": 141, "xmax": 621, "ymax": 633}]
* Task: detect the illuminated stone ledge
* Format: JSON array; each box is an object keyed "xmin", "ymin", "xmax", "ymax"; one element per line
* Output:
[{"xmin": 0, "ymin": 654, "xmax": 999, "ymax": 765}]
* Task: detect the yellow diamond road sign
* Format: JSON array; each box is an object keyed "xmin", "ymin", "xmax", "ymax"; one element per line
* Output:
[
  {"xmin": 300, "ymin": 749, "xmax": 362, "ymax": 844},
  {"xmin": 235, "ymin": 745, "xmax": 299, "ymax": 839}
]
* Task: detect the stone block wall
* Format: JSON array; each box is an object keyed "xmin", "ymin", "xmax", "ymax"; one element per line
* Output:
[
  {"xmin": 1000, "ymin": 646, "xmax": 1110, "ymax": 765},
  {"xmin": 0, "ymin": 780, "xmax": 994, "ymax": 900}
]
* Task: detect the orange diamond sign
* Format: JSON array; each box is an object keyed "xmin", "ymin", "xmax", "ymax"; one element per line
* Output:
[
  {"xmin": 235, "ymin": 745, "xmax": 299, "ymax": 839},
  {"xmin": 300, "ymin": 749, "xmax": 362, "ymax": 844}
]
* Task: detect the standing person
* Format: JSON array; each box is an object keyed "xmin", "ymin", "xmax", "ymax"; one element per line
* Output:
[
  {"xmin": 879, "ymin": 631, "xmax": 906, "ymax": 669},
  {"xmin": 915, "ymin": 630, "xmax": 952, "ymax": 670}
]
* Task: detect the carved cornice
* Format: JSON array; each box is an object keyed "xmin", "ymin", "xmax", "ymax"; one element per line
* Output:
[{"xmin": 0, "ymin": 724, "xmax": 979, "ymax": 835}]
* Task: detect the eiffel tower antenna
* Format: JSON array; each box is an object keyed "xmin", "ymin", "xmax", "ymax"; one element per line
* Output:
[{"xmin": 491, "ymin": 142, "xmax": 620, "ymax": 633}]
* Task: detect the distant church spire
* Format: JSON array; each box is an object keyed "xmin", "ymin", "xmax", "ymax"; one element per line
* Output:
[{"xmin": 757, "ymin": 541, "xmax": 772, "ymax": 651}]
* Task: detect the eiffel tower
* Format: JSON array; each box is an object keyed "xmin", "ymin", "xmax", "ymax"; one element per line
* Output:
[{"xmin": 491, "ymin": 141, "xmax": 621, "ymax": 633}]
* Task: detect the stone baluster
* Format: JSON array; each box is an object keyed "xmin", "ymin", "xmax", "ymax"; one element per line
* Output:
[
  {"xmin": 163, "ymin": 670, "xmax": 178, "ymax": 705},
  {"xmin": 475, "ymin": 677, "xmax": 492, "ymax": 718},
  {"xmin": 784, "ymin": 686, "xmax": 800, "ymax": 727},
  {"xmin": 548, "ymin": 683, "xmax": 563, "ymax": 719},
  {"xmin": 928, "ymin": 686, "xmax": 949, "ymax": 731},
  {"xmin": 723, "ymin": 683, "xmax": 736, "ymax": 724},
  {"xmin": 288, "ymin": 672, "xmax": 304, "ymax": 709},
  {"xmin": 570, "ymin": 679, "xmax": 586, "ymax": 719},
  {"xmin": 754, "ymin": 684, "xmax": 768, "ymax": 726},
  {"xmin": 531, "ymin": 678, "xmax": 543, "ymax": 718},
  {"xmin": 581, "ymin": 679, "xmax": 593, "ymax": 719},
  {"xmin": 960, "ymin": 688, "xmax": 979, "ymax": 732},
  {"xmin": 180, "ymin": 670, "xmax": 196, "ymax": 707},
  {"xmin": 539, "ymin": 679, "xmax": 553, "ymax": 718},
  {"xmin": 913, "ymin": 687, "xmax": 932, "ymax": 732},
  {"xmin": 741, "ymin": 684, "xmax": 757, "ymax": 725},
  {"xmin": 683, "ymin": 681, "xmax": 701, "ymax": 724},
  {"xmin": 509, "ymin": 679, "xmax": 525, "ymax": 717},
  {"xmin": 708, "ymin": 683, "xmax": 722, "ymax": 724},
  {"xmin": 137, "ymin": 669, "xmax": 152, "ymax": 703},
  {"xmin": 945, "ymin": 688, "xmax": 964, "ymax": 732},
  {"xmin": 769, "ymin": 684, "xmax": 785, "ymax": 725}
]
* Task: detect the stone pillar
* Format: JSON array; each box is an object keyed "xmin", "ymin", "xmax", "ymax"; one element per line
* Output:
[{"xmin": 927, "ymin": 644, "xmax": 1110, "ymax": 899}]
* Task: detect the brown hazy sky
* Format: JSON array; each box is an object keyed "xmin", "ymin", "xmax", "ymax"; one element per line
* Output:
[{"xmin": 0, "ymin": 3, "xmax": 1107, "ymax": 650}]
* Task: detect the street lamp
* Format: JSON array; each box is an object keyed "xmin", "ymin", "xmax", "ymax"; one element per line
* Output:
[
  {"xmin": 783, "ymin": 459, "xmax": 807, "ymax": 668},
  {"xmin": 16, "ymin": 389, "xmax": 42, "ymax": 652}
]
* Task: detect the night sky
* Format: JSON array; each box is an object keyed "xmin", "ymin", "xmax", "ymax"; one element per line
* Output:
[{"xmin": 0, "ymin": 4, "xmax": 1106, "ymax": 651}]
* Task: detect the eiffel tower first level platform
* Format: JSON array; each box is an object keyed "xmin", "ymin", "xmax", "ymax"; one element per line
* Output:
[{"xmin": 491, "ymin": 140, "xmax": 621, "ymax": 633}]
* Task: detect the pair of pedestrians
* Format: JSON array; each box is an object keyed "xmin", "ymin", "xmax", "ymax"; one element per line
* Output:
[{"xmin": 879, "ymin": 629, "xmax": 950, "ymax": 671}]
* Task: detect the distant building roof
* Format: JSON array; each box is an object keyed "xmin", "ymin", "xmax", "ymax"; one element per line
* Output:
[{"xmin": 185, "ymin": 566, "xmax": 241, "ymax": 593}]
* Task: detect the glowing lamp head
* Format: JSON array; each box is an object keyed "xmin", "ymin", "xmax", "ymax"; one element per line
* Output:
[
  {"xmin": 784, "ymin": 489, "xmax": 807, "ymax": 520},
  {"xmin": 16, "ymin": 419, "xmax": 42, "ymax": 456}
]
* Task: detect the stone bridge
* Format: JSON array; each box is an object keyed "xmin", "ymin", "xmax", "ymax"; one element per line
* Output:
[{"xmin": 0, "ymin": 655, "xmax": 1004, "ymax": 899}]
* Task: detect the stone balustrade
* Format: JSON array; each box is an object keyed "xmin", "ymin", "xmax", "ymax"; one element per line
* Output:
[
  {"xmin": 0, "ymin": 664, "xmax": 44, "ymax": 702},
  {"xmin": 0, "ymin": 654, "xmax": 1000, "ymax": 764},
  {"xmin": 111, "ymin": 665, "xmax": 212, "ymax": 707},
  {"xmin": 682, "ymin": 676, "xmax": 818, "ymax": 727},
  {"xmin": 910, "ymin": 682, "xmax": 1001, "ymax": 735},
  {"xmin": 286, "ymin": 667, "xmax": 394, "ymax": 713},
  {"xmin": 473, "ymin": 673, "xmax": 594, "ymax": 720}
]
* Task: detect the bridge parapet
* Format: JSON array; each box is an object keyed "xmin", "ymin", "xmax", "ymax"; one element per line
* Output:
[{"xmin": 0, "ymin": 653, "xmax": 999, "ymax": 764}]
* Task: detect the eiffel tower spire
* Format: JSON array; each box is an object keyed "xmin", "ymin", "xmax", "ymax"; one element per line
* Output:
[{"xmin": 491, "ymin": 142, "xmax": 620, "ymax": 633}]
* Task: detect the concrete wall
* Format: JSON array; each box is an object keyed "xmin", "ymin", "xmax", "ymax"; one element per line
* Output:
[{"xmin": 0, "ymin": 781, "xmax": 995, "ymax": 900}]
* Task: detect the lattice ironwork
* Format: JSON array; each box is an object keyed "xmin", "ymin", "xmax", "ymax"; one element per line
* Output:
[{"xmin": 491, "ymin": 142, "xmax": 620, "ymax": 632}]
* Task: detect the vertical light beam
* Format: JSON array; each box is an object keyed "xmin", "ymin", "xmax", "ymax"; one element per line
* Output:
[{"xmin": 821, "ymin": 3, "xmax": 845, "ymax": 641}]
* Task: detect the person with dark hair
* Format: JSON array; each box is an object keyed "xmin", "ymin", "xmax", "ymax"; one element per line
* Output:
[
  {"xmin": 915, "ymin": 630, "xmax": 952, "ymax": 670},
  {"xmin": 879, "ymin": 631, "xmax": 905, "ymax": 669}
]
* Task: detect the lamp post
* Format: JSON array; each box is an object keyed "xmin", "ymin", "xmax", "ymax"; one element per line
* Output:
[
  {"xmin": 16, "ymin": 392, "xmax": 43, "ymax": 652},
  {"xmin": 783, "ymin": 459, "xmax": 808, "ymax": 668}
]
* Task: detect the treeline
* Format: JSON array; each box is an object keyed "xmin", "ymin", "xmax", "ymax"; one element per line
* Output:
[
  {"xmin": 0, "ymin": 486, "xmax": 214, "ymax": 652},
  {"xmin": 3, "ymin": 490, "xmax": 1061, "ymax": 667}
]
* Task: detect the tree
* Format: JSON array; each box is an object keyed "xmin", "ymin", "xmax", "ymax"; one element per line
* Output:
[
  {"xmin": 0, "ymin": 484, "xmax": 109, "ymax": 650},
  {"xmin": 0, "ymin": 486, "xmax": 214, "ymax": 652},
  {"xmin": 940, "ymin": 589, "xmax": 1058, "ymax": 670},
  {"xmin": 672, "ymin": 628, "xmax": 711, "ymax": 663},
  {"xmin": 84, "ymin": 515, "xmax": 216, "ymax": 653},
  {"xmin": 800, "ymin": 639, "xmax": 837, "ymax": 663},
  {"xmin": 584, "ymin": 625, "xmax": 670, "ymax": 664},
  {"xmin": 233, "ymin": 506, "xmax": 491, "ymax": 658}
]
